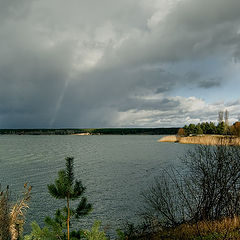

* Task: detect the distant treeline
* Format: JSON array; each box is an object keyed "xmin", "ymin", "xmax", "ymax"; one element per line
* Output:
[
  {"xmin": 0, "ymin": 128, "xmax": 179, "ymax": 135},
  {"xmin": 182, "ymin": 122, "xmax": 227, "ymax": 135}
]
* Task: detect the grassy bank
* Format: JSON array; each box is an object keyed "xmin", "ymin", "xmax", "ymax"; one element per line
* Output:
[
  {"xmin": 158, "ymin": 134, "xmax": 240, "ymax": 146},
  {"xmin": 133, "ymin": 217, "xmax": 240, "ymax": 240}
]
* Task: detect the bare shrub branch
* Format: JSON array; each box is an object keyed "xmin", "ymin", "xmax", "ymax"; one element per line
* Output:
[{"xmin": 141, "ymin": 140, "xmax": 240, "ymax": 232}]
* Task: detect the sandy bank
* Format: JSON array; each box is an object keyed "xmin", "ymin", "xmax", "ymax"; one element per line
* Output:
[
  {"xmin": 158, "ymin": 135, "xmax": 240, "ymax": 146},
  {"xmin": 158, "ymin": 135, "xmax": 178, "ymax": 142},
  {"xmin": 72, "ymin": 132, "xmax": 91, "ymax": 135}
]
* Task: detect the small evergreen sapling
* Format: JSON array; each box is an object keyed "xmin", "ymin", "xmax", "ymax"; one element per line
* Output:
[
  {"xmin": 48, "ymin": 157, "xmax": 92, "ymax": 240},
  {"xmin": 83, "ymin": 221, "xmax": 108, "ymax": 240}
]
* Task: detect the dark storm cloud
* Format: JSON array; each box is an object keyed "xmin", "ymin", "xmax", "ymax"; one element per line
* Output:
[
  {"xmin": 0, "ymin": 0, "xmax": 240, "ymax": 127},
  {"xmin": 99, "ymin": 0, "xmax": 240, "ymax": 67},
  {"xmin": 185, "ymin": 71, "xmax": 201, "ymax": 81},
  {"xmin": 0, "ymin": 0, "xmax": 33, "ymax": 22},
  {"xmin": 0, "ymin": 14, "xmax": 75, "ymax": 127}
]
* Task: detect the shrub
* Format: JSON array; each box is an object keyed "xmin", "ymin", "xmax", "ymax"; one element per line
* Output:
[
  {"xmin": 142, "ymin": 143, "xmax": 240, "ymax": 228},
  {"xmin": 83, "ymin": 221, "xmax": 108, "ymax": 240},
  {"xmin": 231, "ymin": 122, "xmax": 240, "ymax": 137},
  {"xmin": 177, "ymin": 128, "xmax": 186, "ymax": 137}
]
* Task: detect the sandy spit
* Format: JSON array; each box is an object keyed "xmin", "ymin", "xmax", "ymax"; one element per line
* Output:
[{"xmin": 72, "ymin": 132, "xmax": 91, "ymax": 135}]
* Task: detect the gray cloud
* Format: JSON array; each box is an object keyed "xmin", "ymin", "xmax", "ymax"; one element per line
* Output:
[
  {"xmin": 117, "ymin": 97, "xmax": 180, "ymax": 112},
  {"xmin": 0, "ymin": 0, "xmax": 240, "ymax": 128},
  {"xmin": 198, "ymin": 78, "xmax": 221, "ymax": 88}
]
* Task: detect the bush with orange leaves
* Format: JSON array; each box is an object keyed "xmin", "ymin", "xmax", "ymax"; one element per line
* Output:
[{"xmin": 231, "ymin": 121, "xmax": 240, "ymax": 137}]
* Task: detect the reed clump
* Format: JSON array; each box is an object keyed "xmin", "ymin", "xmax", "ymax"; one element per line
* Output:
[
  {"xmin": 159, "ymin": 135, "xmax": 240, "ymax": 146},
  {"xmin": 178, "ymin": 135, "xmax": 240, "ymax": 146},
  {"xmin": 0, "ymin": 184, "xmax": 31, "ymax": 240}
]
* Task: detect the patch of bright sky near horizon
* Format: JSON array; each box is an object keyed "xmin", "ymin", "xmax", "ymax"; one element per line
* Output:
[{"xmin": 167, "ymin": 59, "xmax": 240, "ymax": 103}]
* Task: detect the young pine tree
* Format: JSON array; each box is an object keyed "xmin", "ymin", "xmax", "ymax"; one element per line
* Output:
[{"xmin": 48, "ymin": 157, "xmax": 92, "ymax": 240}]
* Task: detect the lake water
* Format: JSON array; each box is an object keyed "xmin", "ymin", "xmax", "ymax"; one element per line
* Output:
[{"xmin": 0, "ymin": 135, "xmax": 189, "ymax": 237}]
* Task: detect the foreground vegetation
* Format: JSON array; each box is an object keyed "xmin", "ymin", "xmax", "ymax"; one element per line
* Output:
[
  {"xmin": 2, "ymin": 143, "xmax": 240, "ymax": 239},
  {"xmin": 138, "ymin": 144, "xmax": 240, "ymax": 239}
]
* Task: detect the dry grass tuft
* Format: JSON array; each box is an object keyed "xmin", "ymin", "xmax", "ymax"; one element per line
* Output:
[
  {"xmin": 147, "ymin": 216, "xmax": 240, "ymax": 240},
  {"xmin": 173, "ymin": 216, "xmax": 240, "ymax": 239},
  {"xmin": 0, "ymin": 186, "xmax": 11, "ymax": 240},
  {"xmin": 10, "ymin": 183, "xmax": 31, "ymax": 240},
  {"xmin": 0, "ymin": 183, "xmax": 31, "ymax": 240}
]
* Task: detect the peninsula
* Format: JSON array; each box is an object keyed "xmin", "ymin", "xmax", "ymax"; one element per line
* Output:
[{"xmin": 158, "ymin": 119, "xmax": 240, "ymax": 146}]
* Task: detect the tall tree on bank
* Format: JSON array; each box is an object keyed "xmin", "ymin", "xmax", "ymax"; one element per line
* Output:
[
  {"xmin": 224, "ymin": 109, "xmax": 229, "ymax": 126},
  {"xmin": 218, "ymin": 111, "xmax": 224, "ymax": 123},
  {"xmin": 48, "ymin": 157, "xmax": 92, "ymax": 240}
]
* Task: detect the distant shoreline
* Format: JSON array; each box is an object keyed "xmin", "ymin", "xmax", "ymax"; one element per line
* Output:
[
  {"xmin": 158, "ymin": 135, "xmax": 240, "ymax": 146},
  {"xmin": 0, "ymin": 128, "xmax": 179, "ymax": 135}
]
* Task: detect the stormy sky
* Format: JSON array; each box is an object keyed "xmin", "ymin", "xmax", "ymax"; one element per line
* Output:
[{"xmin": 1, "ymin": 0, "xmax": 240, "ymax": 128}]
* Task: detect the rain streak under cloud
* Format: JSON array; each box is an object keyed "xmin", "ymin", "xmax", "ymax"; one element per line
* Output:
[{"xmin": 0, "ymin": 0, "xmax": 240, "ymax": 128}]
